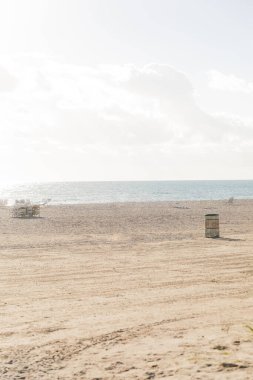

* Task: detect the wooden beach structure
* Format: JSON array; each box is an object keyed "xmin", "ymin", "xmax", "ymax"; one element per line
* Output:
[
  {"xmin": 12, "ymin": 200, "xmax": 40, "ymax": 218},
  {"xmin": 205, "ymin": 214, "xmax": 219, "ymax": 238}
]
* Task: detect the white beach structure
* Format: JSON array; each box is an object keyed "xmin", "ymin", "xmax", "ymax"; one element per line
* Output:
[{"xmin": 228, "ymin": 197, "xmax": 234, "ymax": 204}]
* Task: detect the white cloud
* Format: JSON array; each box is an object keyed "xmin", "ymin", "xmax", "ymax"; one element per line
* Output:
[
  {"xmin": 208, "ymin": 70, "xmax": 253, "ymax": 93},
  {"xmin": 0, "ymin": 55, "xmax": 253, "ymax": 182},
  {"xmin": 0, "ymin": 65, "xmax": 18, "ymax": 92}
]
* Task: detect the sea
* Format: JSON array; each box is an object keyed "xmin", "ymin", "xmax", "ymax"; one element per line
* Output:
[{"xmin": 0, "ymin": 180, "xmax": 253, "ymax": 205}]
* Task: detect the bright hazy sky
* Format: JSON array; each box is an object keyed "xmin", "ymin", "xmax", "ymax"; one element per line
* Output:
[{"xmin": 1, "ymin": 0, "xmax": 253, "ymax": 183}]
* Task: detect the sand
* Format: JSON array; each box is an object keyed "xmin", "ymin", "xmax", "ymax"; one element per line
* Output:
[{"xmin": 0, "ymin": 200, "xmax": 252, "ymax": 379}]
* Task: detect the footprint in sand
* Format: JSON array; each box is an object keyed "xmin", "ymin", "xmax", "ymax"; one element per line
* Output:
[
  {"xmin": 213, "ymin": 345, "xmax": 227, "ymax": 351},
  {"xmin": 221, "ymin": 362, "xmax": 248, "ymax": 369}
]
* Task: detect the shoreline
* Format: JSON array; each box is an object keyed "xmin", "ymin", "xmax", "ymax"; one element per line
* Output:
[{"xmin": 5, "ymin": 197, "xmax": 253, "ymax": 207}]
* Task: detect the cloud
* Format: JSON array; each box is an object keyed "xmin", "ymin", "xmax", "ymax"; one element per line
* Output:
[
  {"xmin": 0, "ymin": 65, "xmax": 18, "ymax": 91},
  {"xmin": 125, "ymin": 64, "xmax": 193, "ymax": 101},
  {"xmin": 208, "ymin": 70, "xmax": 253, "ymax": 93},
  {"xmin": 0, "ymin": 55, "xmax": 253, "ymax": 181}
]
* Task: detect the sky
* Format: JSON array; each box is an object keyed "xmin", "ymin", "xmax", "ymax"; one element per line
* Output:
[{"xmin": 1, "ymin": 0, "xmax": 253, "ymax": 183}]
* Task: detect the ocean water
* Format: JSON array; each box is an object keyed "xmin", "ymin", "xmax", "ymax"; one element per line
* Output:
[{"xmin": 0, "ymin": 180, "xmax": 253, "ymax": 205}]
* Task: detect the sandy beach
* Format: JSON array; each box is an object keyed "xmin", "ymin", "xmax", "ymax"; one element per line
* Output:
[{"xmin": 0, "ymin": 200, "xmax": 253, "ymax": 379}]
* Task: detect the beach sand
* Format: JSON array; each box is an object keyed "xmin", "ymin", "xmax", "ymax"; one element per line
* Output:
[{"xmin": 0, "ymin": 200, "xmax": 252, "ymax": 379}]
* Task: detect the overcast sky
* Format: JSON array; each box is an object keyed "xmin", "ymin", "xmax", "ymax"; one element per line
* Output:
[{"xmin": 1, "ymin": 0, "xmax": 253, "ymax": 183}]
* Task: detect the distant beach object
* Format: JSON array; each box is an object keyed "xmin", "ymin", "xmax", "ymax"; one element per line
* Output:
[
  {"xmin": 0, "ymin": 199, "xmax": 8, "ymax": 207},
  {"xmin": 41, "ymin": 198, "xmax": 51, "ymax": 205},
  {"xmin": 12, "ymin": 203, "xmax": 40, "ymax": 218},
  {"xmin": 228, "ymin": 197, "xmax": 234, "ymax": 204},
  {"xmin": 11, "ymin": 197, "xmax": 51, "ymax": 218},
  {"xmin": 15, "ymin": 199, "xmax": 31, "ymax": 206},
  {"xmin": 205, "ymin": 214, "xmax": 219, "ymax": 238}
]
